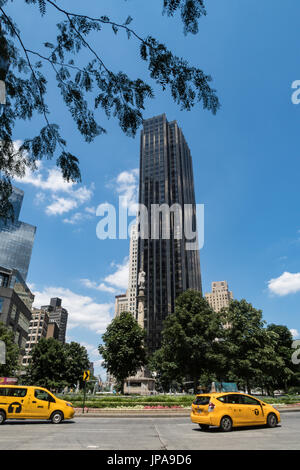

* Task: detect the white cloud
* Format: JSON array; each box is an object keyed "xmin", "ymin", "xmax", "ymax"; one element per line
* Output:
[
  {"xmin": 268, "ymin": 272, "xmax": 300, "ymax": 296},
  {"xmin": 85, "ymin": 206, "xmax": 96, "ymax": 215},
  {"xmin": 81, "ymin": 257, "xmax": 129, "ymax": 295},
  {"xmin": 46, "ymin": 196, "xmax": 78, "ymax": 216},
  {"xmin": 80, "ymin": 278, "xmax": 117, "ymax": 294},
  {"xmin": 15, "ymin": 165, "xmax": 73, "ymax": 193},
  {"xmin": 108, "ymin": 168, "xmax": 139, "ymax": 213},
  {"xmin": 32, "ymin": 286, "xmax": 114, "ymax": 334},
  {"xmin": 14, "ymin": 163, "xmax": 94, "ymax": 218},
  {"xmin": 290, "ymin": 329, "xmax": 300, "ymax": 339},
  {"xmin": 63, "ymin": 211, "xmax": 93, "ymax": 225},
  {"xmin": 104, "ymin": 258, "xmax": 129, "ymax": 291}
]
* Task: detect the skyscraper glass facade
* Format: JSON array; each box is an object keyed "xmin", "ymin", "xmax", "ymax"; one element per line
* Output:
[
  {"xmin": 138, "ymin": 114, "xmax": 202, "ymax": 353},
  {"xmin": 0, "ymin": 187, "xmax": 36, "ymax": 281}
]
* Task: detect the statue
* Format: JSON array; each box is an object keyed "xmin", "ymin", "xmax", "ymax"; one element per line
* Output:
[{"xmin": 138, "ymin": 270, "xmax": 146, "ymax": 289}]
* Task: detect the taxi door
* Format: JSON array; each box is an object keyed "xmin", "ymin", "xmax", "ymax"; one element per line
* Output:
[
  {"xmin": 239, "ymin": 395, "xmax": 265, "ymax": 425},
  {"xmin": 30, "ymin": 388, "xmax": 56, "ymax": 419},
  {"xmin": 224, "ymin": 394, "xmax": 244, "ymax": 425},
  {"xmin": 5, "ymin": 387, "xmax": 32, "ymax": 419}
]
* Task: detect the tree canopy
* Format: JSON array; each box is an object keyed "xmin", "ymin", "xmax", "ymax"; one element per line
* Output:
[
  {"xmin": 99, "ymin": 311, "xmax": 147, "ymax": 394},
  {"xmin": 0, "ymin": 321, "xmax": 19, "ymax": 377},
  {"xmin": 0, "ymin": 0, "xmax": 219, "ymax": 219},
  {"xmin": 149, "ymin": 293, "xmax": 299, "ymax": 395},
  {"xmin": 24, "ymin": 337, "xmax": 90, "ymax": 390},
  {"xmin": 219, "ymin": 300, "xmax": 297, "ymax": 394},
  {"xmin": 150, "ymin": 290, "xmax": 225, "ymax": 393}
]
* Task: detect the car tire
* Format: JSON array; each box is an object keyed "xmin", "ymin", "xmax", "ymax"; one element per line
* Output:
[
  {"xmin": 266, "ymin": 413, "xmax": 277, "ymax": 428},
  {"xmin": 0, "ymin": 411, "xmax": 6, "ymax": 425},
  {"xmin": 198, "ymin": 424, "xmax": 209, "ymax": 430},
  {"xmin": 219, "ymin": 416, "xmax": 233, "ymax": 432},
  {"xmin": 50, "ymin": 411, "xmax": 64, "ymax": 424}
]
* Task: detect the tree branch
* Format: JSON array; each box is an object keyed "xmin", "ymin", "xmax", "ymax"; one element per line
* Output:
[{"xmin": 0, "ymin": 7, "xmax": 64, "ymax": 150}]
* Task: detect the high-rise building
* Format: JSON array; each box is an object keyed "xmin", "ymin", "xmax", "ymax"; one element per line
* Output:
[
  {"xmin": 0, "ymin": 187, "xmax": 36, "ymax": 281},
  {"xmin": 0, "ymin": 266, "xmax": 34, "ymax": 356},
  {"xmin": 127, "ymin": 223, "xmax": 138, "ymax": 316},
  {"xmin": 205, "ymin": 281, "xmax": 233, "ymax": 313},
  {"xmin": 114, "ymin": 223, "xmax": 138, "ymax": 318},
  {"xmin": 22, "ymin": 307, "xmax": 50, "ymax": 366},
  {"xmin": 138, "ymin": 114, "xmax": 202, "ymax": 353},
  {"xmin": 40, "ymin": 297, "xmax": 68, "ymax": 343},
  {"xmin": 114, "ymin": 294, "xmax": 128, "ymax": 317},
  {"xmin": 46, "ymin": 321, "xmax": 60, "ymax": 340}
]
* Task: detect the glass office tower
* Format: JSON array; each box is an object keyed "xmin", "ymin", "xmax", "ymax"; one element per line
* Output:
[
  {"xmin": 138, "ymin": 114, "xmax": 202, "ymax": 353},
  {"xmin": 0, "ymin": 187, "xmax": 36, "ymax": 281}
]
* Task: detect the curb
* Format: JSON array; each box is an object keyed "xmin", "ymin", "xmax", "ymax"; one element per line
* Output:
[{"xmin": 73, "ymin": 406, "xmax": 300, "ymax": 418}]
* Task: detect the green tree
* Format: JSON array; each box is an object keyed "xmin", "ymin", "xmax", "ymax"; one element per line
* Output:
[
  {"xmin": 99, "ymin": 311, "xmax": 147, "ymax": 394},
  {"xmin": 0, "ymin": 0, "xmax": 219, "ymax": 219},
  {"xmin": 25, "ymin": 337, "xmax": 67, "ymax": 390},
  {"xmin": 263, "ymin": 324, "xmax": 296, "ymax": 393},
  {"xmin": 219, "ymin": 300, "xmax": 285, "ymax": 394},
  {"xmin": 151, "ymin": 290, "xmax": 225, "ymax": 393},
  {"xmin": 64, "ymin": 341, "xmax": 90, "ymax": 389},
  {"xmin": 0, "ymin": 322, "xmax": 19, "ymax": 377}
]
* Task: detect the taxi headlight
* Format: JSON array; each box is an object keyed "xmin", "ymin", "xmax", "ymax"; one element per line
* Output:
[{"xmin": 66, "ymin": 403, "xmax": 73, "ymax": 408}]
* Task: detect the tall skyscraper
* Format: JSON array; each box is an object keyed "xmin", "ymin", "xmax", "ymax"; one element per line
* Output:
[
  {"xmin": 41, "ymin": 297, "xmax": 68, "ymax": 344},
  {"xmin": 22, "ymin": 308, "xmax": 50, "ymax": 366},
  {"xmin": 114, "ymin": 223, "xmax": 138, "ymax": 317},
  {"xmin": 0, "ymin": 266, "xmax": 34, "ymax": 355},
  {"xmin": 205, "ymin": 281, "xmax": 233, "ymax": 313},
  {"xmin": 138, "ymin": 114, "xmax": 202, "ymax": 353},
  {"xmin": 127, "ymin": 223, "xmax": 138, "ymax": 316},
  {"xmin": 0, "ymin": 187, "xmax": 36, "ymax": 281}
]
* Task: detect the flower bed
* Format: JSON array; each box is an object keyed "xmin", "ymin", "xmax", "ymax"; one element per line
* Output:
[{"xmin": 143, "ymin": 405, "xmax": 184, "ymax": 409}]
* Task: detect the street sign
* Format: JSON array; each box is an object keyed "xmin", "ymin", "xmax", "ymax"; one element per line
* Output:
[
  {"xmin": 83, "ymin": 370, "xmax": 90, "ymax": 382},
  {"xmin": 82, "ymin": 370, "xmax": 90, "ymax": 414}
]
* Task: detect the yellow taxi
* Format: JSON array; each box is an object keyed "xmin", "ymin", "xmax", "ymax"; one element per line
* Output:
[
  {"xmin": 191, "ymin": 392, "xmax": 281, "ymax": 432},
  {"xmin": 0, "ymin": 385, "xmax": 75, "ymax": 424}
]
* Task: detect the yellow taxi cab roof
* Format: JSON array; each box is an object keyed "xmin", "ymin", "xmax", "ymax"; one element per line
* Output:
[
  {"xmin": 196, "ymin": 392, "xmax": 241, "ymax": 396},
  {"xmin": 0, "ymin": 384, "xmax": 48, "ymax": 390}
]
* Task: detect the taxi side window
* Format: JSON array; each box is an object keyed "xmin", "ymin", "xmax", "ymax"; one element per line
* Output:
[
  {"xmin": 193, "ymin": 396, "xmax": 210, "ymax": 406},
  {"xmin": 241, "ymin": 395, "xmax": 260, "ymax": 405},
  {"xmin": 226, "ymin": 394, "xmax": 242, "ymax": 404},
  {"xmin": 216, "ymin": 395, "xmax": 227, "ymax": 403},
  {"xmin": 0, "ymin": 388, "xmax": 8, "ymax": 396},
  {"xmin": 34, "ymin": 389, "xmax": 56, "ymax": 403},
  {"xmin": 7, "ymin": 388, "xmax": 27, "ymax": 397}
]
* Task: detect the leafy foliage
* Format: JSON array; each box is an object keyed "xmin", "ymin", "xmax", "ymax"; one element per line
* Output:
[
  {"xmin": 0, "ymin": 321, "xmax": 20, "ymax": 376},
  {"xmin": 219, "ymin": 300, "xmax": 297, "ymax": 394},
  {"xmin": 64, "ymin": 341, "xmax": 90, "ymax": 389},
  {"xmin": 24, "ymin": 337, "xmax": 90, "ymax": 390},
  {"xmin": 25, "ymin": 337, "xmax": 68, "ymax": 390},
  {"xmin": 150, "ymin": 290, "xmax": 225, "ymax": 393},
  {"xmin": 99, "ymin": 312, "xmax": 147, "ymax": 394},
  {"xmin": 0, "ymin": 0, "xmax": 219, "ymax": 218},
  {"xmin": 150, "ymin": 293, "xmax": 297, "ymax": 395}
]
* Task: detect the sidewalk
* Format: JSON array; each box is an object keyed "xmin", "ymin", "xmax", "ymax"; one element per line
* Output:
[{"xmin": 73, "ymin": 404, "xmax": 300, "ymax": 418}]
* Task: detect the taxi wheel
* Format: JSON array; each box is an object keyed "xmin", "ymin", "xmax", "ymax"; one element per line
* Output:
[
  {"xmin": 50, "ymin": 411, "xmax": 64, "ymax": 424},
  {"xmin": 266, "ymin": 413, "xmax": 277, "ymax": 428},
  {"xmin": 0, "ymin": 411, "xmax": 6, "ymax": 425},
  {"xmin": 198, "ymin": 424, "xmax": 209, "ymax": 430},
  {"xmin": 220, "ymin": 416, "xmax": 233, "ymax": 432}
]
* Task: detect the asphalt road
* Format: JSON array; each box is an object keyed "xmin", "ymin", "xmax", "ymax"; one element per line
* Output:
[{"xmin": 0, "ymin": 413, "xmax": 299, "ymax": 450}]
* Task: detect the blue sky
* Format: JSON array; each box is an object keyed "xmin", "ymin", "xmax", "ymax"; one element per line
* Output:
[{"xmin": 5, "ymin": 0, "xmax": 300, "ymax": 377}]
